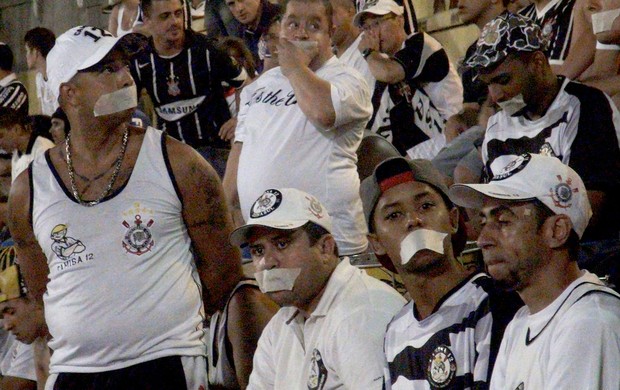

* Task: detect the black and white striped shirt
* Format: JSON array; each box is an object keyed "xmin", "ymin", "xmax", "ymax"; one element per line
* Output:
[
  {"xmin": 131, "ymin": 30, "xmax": 245, "ymax": 149},
  {"xmin": 519, "ymin": 0, "xmax": 576, "ymax": 66},
  {"xmin": 383, "ymin": 273, "xmax": 521, "ymax": 389},
  {"xmin": 0, "ymin": 73, "xmax": 28, "ymax": 117}
]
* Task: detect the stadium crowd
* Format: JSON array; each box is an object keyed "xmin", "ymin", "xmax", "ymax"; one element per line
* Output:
[{"xmin": 0, "ymin": 0, "xmax": 619, "ymax": 388}]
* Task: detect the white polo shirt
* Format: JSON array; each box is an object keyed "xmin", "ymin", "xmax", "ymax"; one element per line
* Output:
[{"xmin": 247, "ymin": 260, "xmax": 406, "ymax": 389}]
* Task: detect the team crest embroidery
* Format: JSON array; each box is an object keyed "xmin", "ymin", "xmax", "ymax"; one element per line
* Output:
[
  {"xmin": 250, "ymin": 189, "xmax": 282, "ymax": 218},
  {"xmin": 548, "ymin": 175, "xmax": 578, "ymax": 209},
  {"xmin": 427, "ymin": 345, "xmax": 457, "ymax": 388},
  {"xmin": 307, "ymin": 349, "xmax": 328, "ymax": 390},
  {"xmin": 122, "ymin": 202, "xmax": 155, "ymax": 255},
  {"xmin": 167, "ymin": 74, "xmax": 181, "ymax": 96},
  {"xmin": 492, "ymin": 153, "xmax": 531, "ymax": 181}
]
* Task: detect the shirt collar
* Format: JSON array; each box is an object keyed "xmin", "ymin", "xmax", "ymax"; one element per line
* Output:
[{"xmin": 0, "ymin": 73, "xmax": 17, "ymax": 87}]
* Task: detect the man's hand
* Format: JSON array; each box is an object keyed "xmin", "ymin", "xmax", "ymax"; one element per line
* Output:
[
  {"xmin": 277, "ymin": 38, "xmax": 317, "ymax": 76},
  {"xmin": 219, "ymin": 117, "xmax": 237, "ymax": 142},
  {"xmin": 358, "ymin": 30, "xmax": 380, "ymax": 54}
]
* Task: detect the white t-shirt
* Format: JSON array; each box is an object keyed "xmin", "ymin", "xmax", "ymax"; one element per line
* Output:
[
  {"xmin": 35, "ymin": 72, "xmax": 57, "ymax": 116},
  {"xmin": 11, "ymin": 135, "xmax": 54, "ymax": 182},
  {"xmin": 490, "ymin": 271, "xmax": 620, "ymax": 390},
  {"xmin": 236, "ymin": 56, "xmax": 372, "ymax": 255},
  {"xmin": 247, "ymin": 260, "xmax": 406, "ymax": 389},
  {"xmin": 0, "ymin": 333, "xmax": 36, "ymax": 382},
  {"xmin": 338, "ymin": 34, "xmax": 375, "ymax": 93}
]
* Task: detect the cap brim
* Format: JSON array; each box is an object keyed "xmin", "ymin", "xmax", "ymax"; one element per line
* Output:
[
  {"xmin": 229, "ymin": 220, "xmax": 309, "ymax": 247},
  {"xmin": 354, "ymin": 10, "xmax": 392, "ymax": 27},
  {"xmin": 449, "ymin": 183, "xmax": 535, "ymax": 209},
  {"xmin": 77, "ymin": 33, "xmax": 147, "ymax": 72}
]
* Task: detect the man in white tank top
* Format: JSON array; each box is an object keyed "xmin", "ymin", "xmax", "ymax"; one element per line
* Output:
[{"xmin": 7, "ymin": 26, "xmax": 244, "ymax": 389}]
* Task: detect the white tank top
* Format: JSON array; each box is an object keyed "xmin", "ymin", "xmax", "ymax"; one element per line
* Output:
[
  {"xmin": 31, "ymin": 128, "xmax": 205, "ymax": 373},
  {"xmin": 208, "ymin": 279, "xmax": 259, "ymax": 387}
]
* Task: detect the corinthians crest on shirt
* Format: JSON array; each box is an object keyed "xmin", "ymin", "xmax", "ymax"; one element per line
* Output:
[
  {"xmin": 427, "ymin": 345, "xmax": 457, "ymax": 388},
  {"xmin": 122, "ymin": 203, "xmax": 156, "ymax": 255}
]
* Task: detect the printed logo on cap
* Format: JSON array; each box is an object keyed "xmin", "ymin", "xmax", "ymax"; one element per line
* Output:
[
  {"xmin": 492, "ymin": 153, "xmax": 531, "ymax": 181},
  {"xmin": 251, "ymin": 189, "xmax": 282, "ymax": 218},
  {"xmin": 306, "ymin": 196, "xmax": 325, "ymax": 220},
  {"xmin": 427, "ymin": 345, "xmax": 456, "ymax": 388},
  {"xmin": 73, "ymin": 26, "xmax": 113, "ymax": 42},
  {"xmin": 547, "ymin": 175, "xmax": 579, "ymax": 209},
  {"xmin": 363, "ymin": 0, "xmax": 379, "ymax": 10}
]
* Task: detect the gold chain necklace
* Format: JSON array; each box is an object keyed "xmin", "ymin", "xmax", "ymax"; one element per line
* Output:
[{"xmin": 65, "ymin": 127, "xmax": 129, "ymax": 207}]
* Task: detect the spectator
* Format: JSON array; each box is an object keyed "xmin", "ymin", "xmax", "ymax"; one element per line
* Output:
[
  {"xmin": 24, "ymin": 27, "xmax": 56, "ymax": 116},
  {"xmin": 207, "ymin": 279, "xmax": 278, "ymax": 389},
  {"xmin": 225, "ymin": 0, "xmax": 373, "ymax": 257},
  {"xmin": 0, "ymin": 108, "xmax": 54, "ymax": 183},
  {"xmin": 230, "ymin": 187, "xmax": 406, "ymax": 389},
  {"xmin": 520, "ymin": 0, "xmax": 597, "ymax": 78},
  {"xmin": 0, "ymin": 246, "xmax": 49, "ymax": 389},
  {"xmin": 579, "ymin": 0, "xmax": 620, "ymax": 107},
  {"xmin": 9, "ymin": 25, "xmax": 243, "ymax": 388},
  {"xmin": 49, "ymin": 107, "xmax": 70, "ymax": 145},
  {"xmin": 457, "ymin": 0, "xmax": 508, "ymax": 110},
  {"xmin": 257, "ymin": 14, "xmax": 282, "ymax": 72},
  {"xmin": 225, "ymin": 0, "xmax": 282, "ymax": 69},
  {"xmin": 0, "ymin": 43, "xmax": 29, "ymax": 118},
  {"xmin": 331, "ymin": 0, "xmax": 375, "ymax": 91},
  {"xmin": 361, "ymin": 157, "xmax": 521, "ymax": 389},
  {"xmin": 450, "ymin": 153, "xmax": 620, "ymax": 389},
  {"xmin": 356, "ymin": 0, "xmax": 464, "ymax": 159},
  {"xmin": 467, "ymin": 12, "xmax": 620, "ymax": 240},
  {"xmin": 108, "ymin": 0, "xmax": 147, "ymax": 36},
  {"xmin": 132, "ymin": 0, "xmax": 246, "ymax": 178},
  {"xmin": 204, "ymin": 0, "xmax": 244, "ymax": 39}
]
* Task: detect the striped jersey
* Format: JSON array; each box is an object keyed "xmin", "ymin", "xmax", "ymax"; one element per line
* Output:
[
  {"xmin": 0, "ymin": 73, "xmax": 28, "ymax": 117},
  {"xmin": 384, "ymin": 273, "xmax": 522, "ymax": 389},
  {"xmin": 519, "ymin": 0, "xmax": 576, "ymax": 66},
  {"xmin": 131, "ymin": 30, "xmax": 245, "ymax": 149},
  {"xmin": 370, "ymin": 32, "xmax": 463, "ymax": 160},
  {"xmin": 483, "ymin": 77, "xmax": 620, "ymax": 193}
]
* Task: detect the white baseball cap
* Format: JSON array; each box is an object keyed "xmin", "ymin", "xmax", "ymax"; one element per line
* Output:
[
  {"xmin": 46, "ymin": 26, "xmax": 130, "ymax": 102},
  {"xmin": 449, "ymin": 153, "xmax": 592, "ymax": 238},
  {"xmin": 353, "ymin": 0, "xmax": 404, "ymax": 27},
  {"xmin": 230, "ymin": 188, "xmax": 333, "ymax": 247}
]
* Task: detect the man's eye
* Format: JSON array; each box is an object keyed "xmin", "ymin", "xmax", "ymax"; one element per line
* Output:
[
  {"xmin": 420, "ymin": 202, "xmax": 435, "ymax": 210},
  {"xmin": 385, "ymin": 211, "xmax": 402, "ymax": 221},
  {"xmin": 249, "ymin": 247, "xmax": 264, "ymax": 257},
  {"xmin": 275, "ymin": 239, "xmax": 290, "ymax": 249}
]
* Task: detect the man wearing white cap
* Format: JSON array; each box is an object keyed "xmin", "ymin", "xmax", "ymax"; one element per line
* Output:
[
  {"xmin": 7, "ymin": 25, "xmax": 243, "ymax": 389},
  {"xmin": 230, "ymin": 188, "xmax": 405, "ymax": 389},
  {"xmin": 449, "ymin": 153, "xmax": 620, "ymax": 389},
  {"xmin": 354, "ymin": 0, "xmax": 463, "ymax": 159}
]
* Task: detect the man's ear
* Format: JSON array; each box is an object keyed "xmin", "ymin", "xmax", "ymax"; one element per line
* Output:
[
  {"xmin": 318, "ymin": 234, "xmax": 337, "ymax": 257},
  {"xmin": 367, "ymin": 233, "xmax": 387, "ymax": 256},
  {"xmin": 59, "ymin": 81, "xmax": 78, "ymax": 108},
  {"xmin": 449, "ymin": 206, "xmax": 459, "ymax": 234},
  {"xmin": 543, "ymin": 214, "xmax": 572, "ymax": 249}
]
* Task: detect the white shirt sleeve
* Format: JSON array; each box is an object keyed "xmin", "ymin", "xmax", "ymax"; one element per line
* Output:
[
  {"xmin": 0, "ymin": 338, "xmax": 36, "ymax": 382},
  {"xmin": 234, "ymin": 82, "xmax": 257, "ymax": 144},
  {"xmin": 329, "ymin": 71, "xmax": 372, "ymax": 130},
  {"xmin": 247, "ymin": 319, "xmax": 277, "ymax": 389}
]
